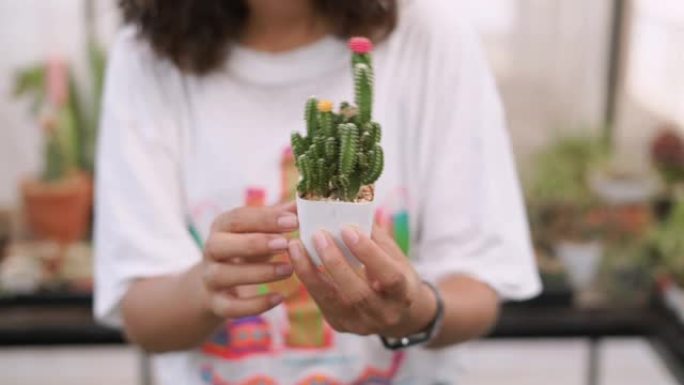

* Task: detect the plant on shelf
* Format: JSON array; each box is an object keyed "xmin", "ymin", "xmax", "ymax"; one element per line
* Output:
[
  {"xmin": 651, "ymin": 197, "xmax": 684, "ymax": 287},
  {"xmin": 14, "ymin": 40, "xmax": 106, "ymax": 244},
  {"xmin": 525, "ymin": 134, "xmax": 609, "ymax": 245},
  {"xmin": 524, "ymin": 134, "xmax": 610, "ymax": 296},
  {"xmin": 292, "ymin": 37, "xmax": 384, "ymax": 265},
  {"xmin": 650, "ymin": 197, "xmax": 684, "ymax": 322}
]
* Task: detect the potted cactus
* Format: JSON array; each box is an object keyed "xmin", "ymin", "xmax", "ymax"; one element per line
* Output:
[
  {"xmin": 291, "ymin": 37, "xmax": 383, "ymax": 266},
  {"xmin": 14, "ymin": 44, "xmax": 105, "ymax": 244}
]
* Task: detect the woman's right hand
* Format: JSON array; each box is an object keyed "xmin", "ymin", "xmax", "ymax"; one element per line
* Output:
[{"xmin": 201, "ymin": 202, "xmax": 298, "ymax": 319}]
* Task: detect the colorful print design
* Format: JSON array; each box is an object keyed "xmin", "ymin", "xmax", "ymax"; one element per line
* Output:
[
  {"xmin": 202, "ymin": 317, "xmax": 273, "ymax": 360},
  {"xmin": 296, "ymin": 375, "xmax": 342, "ymax": 385},
  {"xmin": 374, "ymin": 187, "xmax": 412, "ymax": 257},
  {"xmin": 201, "ymin": 365, "xmax": 277, "ymax": 385},
  {"xmin": 200, "ymin": 353, "xmax": 405, "ymax": 385}
]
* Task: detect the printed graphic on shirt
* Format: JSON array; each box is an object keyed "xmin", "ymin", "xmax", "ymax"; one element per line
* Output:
[
  {"xmin": 202, "ymin": 316, "xmax": 273, "ymax": 360},
  {"xmin": 200, "ymin": 352, "xmax": 405, "ymax": 385},
  {"xmin": 194, "ymin": 146, "xmax": 411, "ymax": 383},
  {"xmin": 374, "ymin": 187, "xmax": 412, "ymax": 257}
]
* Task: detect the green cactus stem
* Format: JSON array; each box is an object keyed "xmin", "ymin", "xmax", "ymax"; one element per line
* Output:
[
  {"xmin": 369, "ymin": 121, "xmax": 382, "ymax": 145},
  {"xmin": 291, "ymin": 132, "xmax": 307, "ymax": 162},
  {"xmin": 305, "ymin": 97, "xmax": 318, "ymax": 138},
  {"xmin": 362, "ymin": 145, "xmax": 384, "ymax": 185},
  {"xmin": 324, "ymin": 137, "xmax": 337, "ymax": 161},
  {"xmin": 354, "ymin": 64, "xmax": 373, "ymax": 125},
  {"xmin": 297, "ymin": 154, "xmax": 313, "ymax": 193},
  {"xmin": 338, "ymin": 123, "xmax": 359, "ymax": 177}
]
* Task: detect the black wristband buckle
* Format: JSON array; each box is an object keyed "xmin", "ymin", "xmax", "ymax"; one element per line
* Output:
[{"xmin": 379, "ymin": 280, "xmax": 444, "ymax": 350}]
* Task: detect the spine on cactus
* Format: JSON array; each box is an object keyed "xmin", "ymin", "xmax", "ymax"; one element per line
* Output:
[
  {"xmin": 338, "ymin": 123, "xmax": 359, "ymax": 177},
  {"xmin": 313, "ymin": 136, "xmax": 326, "ymax": 159},
  {"xmin": 316, "ymin": 158, "xmax": 328, "ymax": 196},
  {"xmin": 298, "ymin": 154, "xmax": 313, "ymax": 193},
  {"xmin": 305, "ymin": 97, "xmax": 318, "ymax": 138},
  {"xmin": 370, "ymin": 122, "xmax": 382, "ymax": 145},
  {"xmin": 362, "ymin": 145, "xmax": 384, "ymax": 185},
  {"xmin": 325, "ymin": 137, "xmax": 337, "ymax": 161},
  {"xmin": 291, "ymin": 132, "xmax": 306, "ymax": 163}
]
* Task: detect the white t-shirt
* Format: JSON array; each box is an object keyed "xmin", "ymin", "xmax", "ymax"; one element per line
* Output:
[{"xmin": 94, "ymin": 0, "xmax": 541, "ymax": 384}]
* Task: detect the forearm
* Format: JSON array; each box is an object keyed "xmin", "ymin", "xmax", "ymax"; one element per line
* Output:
[
  {"xmin": 121, "ymin": 263, "xmax": 222, "ymax": 353},
  {"xmin": 427, "ymin": 275, "xmax": 500, "ymax": 348}
]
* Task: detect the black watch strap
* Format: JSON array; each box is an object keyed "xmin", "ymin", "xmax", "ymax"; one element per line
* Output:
[{"xmin": 380, "ymin": 280, "xmax": 444, "ymax": 350}]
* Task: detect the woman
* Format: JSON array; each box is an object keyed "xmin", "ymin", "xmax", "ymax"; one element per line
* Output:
[{"xmin": 95, "ymin": 0, "xmax": 541, "ymax": 384}]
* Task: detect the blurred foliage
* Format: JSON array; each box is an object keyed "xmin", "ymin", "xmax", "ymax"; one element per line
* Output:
[
  {"xmin": 525, "ymin": 133, "xmax": 664, "ymax": 303},
  {"xmin": 651, "ymin": 198, "xmax": 684, "ymax": 286},
  {"xmin": 525, "ymin": 134, "xmax": 610, "ymax": 244},
  {"xmin": 13, "ymin": 42, "xmax": 106, "ymax": 181},
  {"xmin": 650, "ymin": 127, "xmax": 684, "ymax": 189},
  {"xmin": 13, "ymin": 65, "xmax": 46, "ymax": 116},
  {"xmin": 72, "ymin": 42, "xmax": 107, "ymax": 174},
  {"xmin": 526, "ymin": 135, "xmax": 609, "ymax": 206},
  {"xmin": 600, "ymin": 233, "xmax": 655, "ymax": 305}
]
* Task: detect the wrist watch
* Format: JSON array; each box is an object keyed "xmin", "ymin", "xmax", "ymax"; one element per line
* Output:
[{"xmin": 380, "ymin": 280, "xmax": 445, "ymax": 350}]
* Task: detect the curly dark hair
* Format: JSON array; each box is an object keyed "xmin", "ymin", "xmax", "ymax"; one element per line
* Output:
[{"xmin": 119, "ymin": 0, "xmax": 398, "ymax": 75}]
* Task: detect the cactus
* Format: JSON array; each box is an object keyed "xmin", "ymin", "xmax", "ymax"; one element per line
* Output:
[{"xmin": 290, "ymin": 37, "xmax": 384, "ymax": 202}]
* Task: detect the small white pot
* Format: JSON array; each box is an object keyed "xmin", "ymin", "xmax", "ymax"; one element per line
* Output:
[
  {"xmin": 555, "ymin": 241, "xmax": 604, "ymax": 290},
  {"xmin": 296, "ymin": 196, "xmax": 374, "ymax": 267}
]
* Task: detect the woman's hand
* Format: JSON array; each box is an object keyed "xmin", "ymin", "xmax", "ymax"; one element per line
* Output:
[
  {"xmin": 288, "ymin": 225, "xmax": 437, "ymax": 338},
  {"xmin": 201, "ymin": 203, "xmax": 299, "ymax": 319}
]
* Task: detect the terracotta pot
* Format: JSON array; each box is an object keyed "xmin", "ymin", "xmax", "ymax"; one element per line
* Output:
[{"xmin": 21, "ymin": 173, "xmax": 92, "ymax": 243}]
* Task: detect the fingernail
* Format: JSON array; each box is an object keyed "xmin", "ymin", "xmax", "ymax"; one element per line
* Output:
[
  {"xmin": 277, "ymin": 214, "xmax": 298, "ymax": 229},
  {"xmin": 275, "ymin": 264, "xmax": 293, "ymax": 277},
  {"xmin": 270, "ymin": 294, "xmax": 283, "ymax": 306},
  {"xmin": 288, "ymin": 240, "xmax": 302, "ymax": 261},
  {"xmin": 342, "ymin": 226, "xmax": 359, "ymax": 246},
  {"xmin": 313, "ymin": 231, "xmax": 329, "ymax": 252},
  {"xmin": 268, "ymin": 237, "xmax": 288, "ymax": 251}
]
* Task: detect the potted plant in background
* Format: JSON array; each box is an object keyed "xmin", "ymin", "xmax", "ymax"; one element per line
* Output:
[
  {"xmin": 525, "ymin": 134, "xmax": 609, "ymax": 304},
  {"xmin": 291, "ymin": 37, "xmax": 384, "ymax": 266},
  {"xmin": 599, "ymin": 233, "xmax": 654, "ymax": 307},
  {"xmin": 585, "ymin": 160, "xmax": 659, "ymax": 306},
  {"xmin": 12, "ymin": 43, "xmax": 105, "ymax": 287},
  {"xmin": 13, "ymin": 38, "xmax": 105, "ymax": 244},
  {"xmin": 16, "ymin": 58, "xmax": 91, "ymax": 244}
]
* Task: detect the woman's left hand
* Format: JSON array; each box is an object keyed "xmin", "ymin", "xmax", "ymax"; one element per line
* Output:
[{"xmin": 288, "ymin": 225, "xmax": 437, "ymax": 338}]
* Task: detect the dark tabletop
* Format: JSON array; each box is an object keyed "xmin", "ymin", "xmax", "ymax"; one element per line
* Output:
[{"xmin": 0, "ymin": 290, "xmax": 683, "ymax": 383}]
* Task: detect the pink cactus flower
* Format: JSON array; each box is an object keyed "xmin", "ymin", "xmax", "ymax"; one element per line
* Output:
[
  {"xmin": 348, "ymin": 37, "xmax": 373, "ymax": 54},
  {"xmin": 46, "ymin": 57, "xmax": 69, "ymax": 107}
]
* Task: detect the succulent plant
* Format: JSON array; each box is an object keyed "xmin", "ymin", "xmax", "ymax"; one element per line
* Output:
[{"xmin": 291, "ymin": 37, "xmax": 384, "ymax": 202}]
